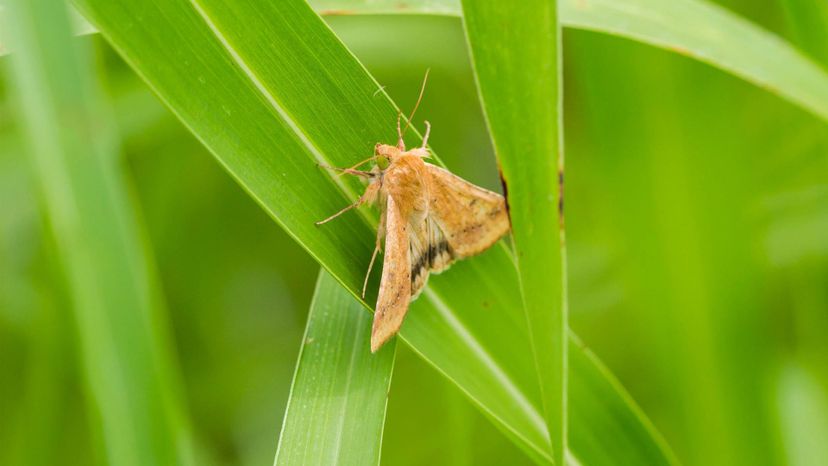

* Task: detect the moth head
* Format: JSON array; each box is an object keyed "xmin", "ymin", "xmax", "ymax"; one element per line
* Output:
[{"xmin": 374, "ymin": 143, "xmax": 400, "ymax": 169}]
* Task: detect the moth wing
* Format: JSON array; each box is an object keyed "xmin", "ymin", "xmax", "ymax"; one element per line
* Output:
[
  {"xmin": 371, "ymin": 194, "xmax": 411, "ymax": 352},
  {"xmin": 408, "ymin": 218, "xmax": 453, "ymax": 300},
  {"xmin": 425, "ymin": 163, "xmax": 510, "ymax": 257}
]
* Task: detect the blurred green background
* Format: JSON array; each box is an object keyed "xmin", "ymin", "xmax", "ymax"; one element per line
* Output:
[{"xmin": 2, "ymin": 1, "xmax": 828, "ymax": 465}]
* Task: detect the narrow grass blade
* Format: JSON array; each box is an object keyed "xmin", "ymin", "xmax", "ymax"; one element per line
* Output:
[
  {"xmin": 461, "ymin": 0, "xmax": 565, "ymax": 464},
  {"xmin": 568, "ymin": 336, "xmax": 681, "ymax": 466},
  {"xmin": 310, "ymin": 0, "xmax": 460, "ymax": 16},
  {"xmin": 275, "ymin": 271, "xmax": 395, "ymax": 466},
  {"xmin": 72, "ymin": 0, "xmax": 676, "ymax": 463},
  {"xmin": 7, "ymin": 0, "xmax": 828, "ymax": 122},
  {"xmin": 2, "ymin": 1, "xmax": 193, "ymax": 465},
  {"xmin": 315, "ymin": 0, "xmax": 828, "ymax": 124},
  {"xmin": 9, "ymin": 0, "xmax": 828, "ymax": 126},
  {"xmin": 561, "ymin": 0, "xmax": 828, "ymax": 122}
]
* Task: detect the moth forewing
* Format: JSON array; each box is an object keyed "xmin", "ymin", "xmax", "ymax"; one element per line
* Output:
[{"xmin": 371, "ymin": 195, "xmax": 412, "ymax": 352}]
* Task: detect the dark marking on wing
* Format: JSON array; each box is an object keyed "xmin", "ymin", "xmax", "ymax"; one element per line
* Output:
[
  {"xmin": 461, "ymin": 223, "xmax": 481, "ymax": 234},
  {"xmin": 410, "ymin": 239, "xmax": 452, "ymax": 287}
]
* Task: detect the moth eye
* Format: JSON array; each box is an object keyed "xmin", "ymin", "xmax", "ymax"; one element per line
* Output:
[{"xmin": 377, "ymin": 155, "xmax": 390, "ymax": 170}]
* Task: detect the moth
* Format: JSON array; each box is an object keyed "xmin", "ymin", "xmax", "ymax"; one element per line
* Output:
[{"xmin": 317, "ymin": 78, "xmax": 510, "ymax": 352}]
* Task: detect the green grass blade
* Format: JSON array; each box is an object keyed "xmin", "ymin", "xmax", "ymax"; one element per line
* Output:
[
  {"xmin": 317, "ymin": 0, "xmax": 828, "ymax": 124},
  {"xmin": 73, "ymin": 0, "xmax": 675, "ymax": 463},
  {"xmin": 309, "ymin": 0, "xmax": 460, "ymax": 16},
  {"xmin": 561, "ymin": 0, "xmax": 828, "ymax": 122},
  {"xmin": 568, "ymin": 336, "xmax": 681, "ymax": 466},
  {"xmin": 2, "ymin": 1, "xmax": 193, "ymax": 465},
  {"xmin": 275, "ymin": 270, "xmax": 395, "ymax": 466},
  {"xmin": 7, "ymin": 0, "xmax": 828, "ymax": 122},
  {"xmin": 461, "ymin": 1, "xmax": 565, "ymax": 464}
]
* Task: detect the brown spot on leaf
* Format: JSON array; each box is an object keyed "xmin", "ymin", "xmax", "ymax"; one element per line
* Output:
[
  {"xmin": 319, "ymin": 9, "xmax": 356, "ymax": 15},
  {"xmin": 667, "ymin": 44, "xmax": 691, "ymax": 56},
  {"xmin": 498, "ymin": 166, "xmax": 512, "ymax": 221}
]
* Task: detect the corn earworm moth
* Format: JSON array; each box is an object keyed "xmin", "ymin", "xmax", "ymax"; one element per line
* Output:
[{"xmin": 317, "ymin": 73, "xmax": 510, "ymax": 352}]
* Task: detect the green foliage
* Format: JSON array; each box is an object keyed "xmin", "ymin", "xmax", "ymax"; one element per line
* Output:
[
  {"xmin": 2, "ymin": 0, "xmax": 192, "ymax": 465},
  {"xmin": 311, "ymin": 0, "xmax": 828, "ymax": 124},
  {"xmin": 69, "ymin": 0, "xmax": 676, "ymax": 464},
  {"xmin": 1, "ymin": 1, "xmax": 827, "ymax": 466}
]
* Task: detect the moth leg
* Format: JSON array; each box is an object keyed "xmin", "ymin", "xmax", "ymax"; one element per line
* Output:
[
  {"xmin": 362, "ymin": 209, "xmax": 386, "ymax": 298},
  {"xmin": 346, "ymin": 156, "xmax": 378, "ymax": 171},
  {"xmin": 317, "ymin": 163, "xmax": 373, "ymax": 178},
  {"xmin": 315, "ymin": 183, "xmax": 380, "ymax": 226}
]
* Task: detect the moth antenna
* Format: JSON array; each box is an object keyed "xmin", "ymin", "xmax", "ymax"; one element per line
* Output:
[
  {"xmin": 396, "ymin": 111, "xmax": 404, "ymax": 150},
  {"xmin": 421, "ymin": 120, "xmax": 431, "ymax": 148},
  {"xmin": 400, "ymin": 68, "xmax": 430, "ymax": 143}
]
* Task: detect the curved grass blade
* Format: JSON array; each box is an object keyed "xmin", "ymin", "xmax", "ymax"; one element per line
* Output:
[
  {"xmin": 6, "ymin": 0, "xmax": 828, "ymax": 122},
  {"xmin": 311, "ymin": 0, "xmax": 459, "ymax": 16},
  {"xmin": 461, "ymin": 0, "xmax": 566, "ymax": 463},
  {"xmin": 2, "ymin": 0, "xmax": 193, "ymax": 465},
  {"xmin": 308, "ymin": 0, "xmax": 828, "ymax": 124},
  {"xmin": 72, "ymin": 0, "xmax": 676, "ymax": 464},
  {"xmin": 275, "ymin": 271, "xmax": 395, "ymax": 466},
  {"xmin": 561, "ymin": 0, "xmax": 828, "ymax": 122}
]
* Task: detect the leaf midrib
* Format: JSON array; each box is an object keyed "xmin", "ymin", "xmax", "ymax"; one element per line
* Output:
[{"xmin": 187, "ymin": 0, "xmax": 359, "ymax": 202}]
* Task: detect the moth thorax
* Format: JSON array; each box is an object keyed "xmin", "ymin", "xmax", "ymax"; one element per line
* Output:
[{"xmin": 407, "ymin": 148, "xmax": 429, "ymax": 158}]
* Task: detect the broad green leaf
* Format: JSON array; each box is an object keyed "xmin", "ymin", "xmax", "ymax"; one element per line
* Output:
[
  {"xmin": 275, "ymin": 271, "xmax": 395, "ymax": 466},
  {"xmin": 73, "ymin": 0, "xmax": 675, "ymax": 464},
  {"xmin": 2, "ymin": 1, "xmax": 193, "ymax": 465},
  {"xmin": 462, "ymin": 1, "xmax": 565, "ymax": 464}
]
